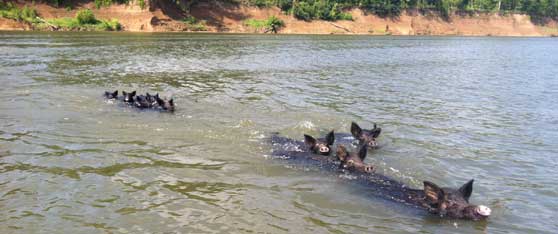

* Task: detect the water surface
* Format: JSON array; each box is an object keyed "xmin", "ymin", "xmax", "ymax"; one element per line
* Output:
[{"xmin": 1, "ymin": 32, "xmax": 557, "ymax": 233}]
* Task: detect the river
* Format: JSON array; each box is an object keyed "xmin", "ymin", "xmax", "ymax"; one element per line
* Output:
[{"xmin": 1, "ymin": 32, "xmax": 557, "ymax": 233}]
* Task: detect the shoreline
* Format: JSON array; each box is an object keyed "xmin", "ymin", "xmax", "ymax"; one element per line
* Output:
[
  {"xmin": 1, "ymin": 29, "xmax": 555, "ymax": 38},
  {"xmin": 1, "ymin": 1, "xmax": 557, "ymax": 37}
]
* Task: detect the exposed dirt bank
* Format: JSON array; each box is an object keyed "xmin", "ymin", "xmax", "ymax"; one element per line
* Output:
[{"xmin": 1, "ymin": 1, "xmax": 557, "ymax": 36}]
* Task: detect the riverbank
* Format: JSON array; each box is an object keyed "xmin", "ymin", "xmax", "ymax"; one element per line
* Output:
[{"xmin": 1, "ymin": 0, "xmax": 557, "ymax": 36}]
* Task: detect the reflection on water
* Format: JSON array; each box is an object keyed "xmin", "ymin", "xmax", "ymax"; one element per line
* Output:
[{"xmin": 1, "ymin": 32, "xmax": 557, "ymax": 233}]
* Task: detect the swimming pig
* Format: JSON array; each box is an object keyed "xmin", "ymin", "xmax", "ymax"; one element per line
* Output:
[
  {"xmin": 269, "ymin": 133, "xmax": 491, "ymax": 221},
  {"xmin": 134, "ymin": 94, "xmax": 151, "ymax": 109},
  {"xmin": 104, "ymin": 90, "xmax": 118, "ymax": 99},
  {"xmin": 122, "ymin": 90, "xmax": 136, "ymax": 103},
  {"xmin": 351, "ymin": 122, "xmax": 381, "ymax": 148},
  {"xmin": 146, "ymin": 93, "xmax": 159, "ymax": 107},
  {"xmin": 336, "ymin": 145, "xmax": 374, "ymax": 173},
  {"xmin": 304, "ymin": 130, "xmax": 335, "ymax": 156},
  {"xmin": 415, "ymin": 179, "xmax": 491, "ymax": 220},
  {"xmin": 155, "ymin": 95, "xmax": 174, "ymax": 112}
]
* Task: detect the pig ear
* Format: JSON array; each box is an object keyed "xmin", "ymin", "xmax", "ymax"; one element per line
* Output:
[
  {"xmin": 372, "ymin": 127, "xmax": 382, "ymax": 138},
  {"xmin": 358, "ymin": 145, "xmax": 367, "ymax": 160},
  {"xmin": 122, "ymin": 91, "xmax": 127, "ymax": 96},
  {"xmin": 112, "ymin": 90, "xmax": 118, "ymax": 96},
  {"xmin": 325, "ymin": 130, "xmax": 335, "ymax": 145},
  {"xmin": 304, "ymin": 134, "xmax": 316, "ymax": 147},
  {"xmin": 131, "ymin": 91, "xmax": 136, "ymax": 96},
  {"xmin": 424, "ymin": 181, "xmax": 445, "ymax": 205},
  {"xmin": 156, "ymin": 97, "xmax": 164, "ymax": 105},
  {"xmin": 458, "ymin": 179, "xmax": 474, "ymax": 202},
  {"xmin": 351, "ymin": 122, "xmax": 362, "ymax": 138}
]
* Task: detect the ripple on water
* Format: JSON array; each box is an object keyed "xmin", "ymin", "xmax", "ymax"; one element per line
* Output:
[{"xmin": 1, "ymin": 33, "xmax": 558, "ymax": 233}]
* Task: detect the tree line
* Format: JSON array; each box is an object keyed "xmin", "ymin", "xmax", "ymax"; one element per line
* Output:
[
  {"xmin": 37, "ymin": 0, "xmax": 558, "ymax": 23},
  {"xmin": 254, "ymin": 0, "xmax": 558, "ymax": 22}
]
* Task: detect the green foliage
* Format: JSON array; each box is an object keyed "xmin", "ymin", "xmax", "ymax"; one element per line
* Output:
[
  {"xmin": 181, "ymin": 16, "xmax": 207, "ymax": 31},
  {"xmin": 293, "ymin": 2, "xmax": 313, "ymax": 21},
  {"xmin": 97, "ymin": 18, "xmax": 122, "ymax": 30},
  {"xmin": 0, "ymin": 3, "xmax": 39, "ymax": 24},
  {"xmin": 277, "ymin": 0, "xmax": 293, "ymax": 12},
  {"xmin": 249, "ymin": 0, "xmax": 276, "ymax": 8},
  {"xmin": 94, "ymin": 0, "xmax": 131, "ymax": 8},
  {"xmin": 21, "ymin": 6, "xmax": 37, "ymax": 19},
  {"xmin": 244, "ymin": 15, "xmax": 285, "ymax": 32},
  {"xmin": 360, "ymin": 0, "xmax": 402, "ymax": 17},
  {"xmin": 76, "ymin": 9, "xmax": 97, "ymax": 24},
  {"xmin": 255, "ymin": 0, "xmax": 558, "ymax": 23},
  {"xmin": 267, "ymin": 15, "xmax": 285, "ymax": 28},
  {"xmin": 244, "ymin": 18, "xmax": 266, "ymax": 29},
  {"xmin": 138, "ymin": 0, "xmax": 146, "ymax": 9},
  {"xmin": 47, "ymin": 17, "xmax": 82, "ymax": 29},
  {"xmin": 292, "ymin": 0, "xmax": 354, "ymax": 21},
  {"xmin": 36, "ymin": 9, "xmax": 121, "ymax": 31},
  {"xmin": 45, "ymin": 16, "xmax": 122, "ymax": 31}
]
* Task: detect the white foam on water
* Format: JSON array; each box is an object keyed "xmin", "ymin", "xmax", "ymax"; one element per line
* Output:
[{"xmin": 295, "ymin": 121, "xmax": 315, "ymax": 130}]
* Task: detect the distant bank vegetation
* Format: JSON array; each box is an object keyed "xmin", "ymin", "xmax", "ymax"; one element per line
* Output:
[
  {"xmin": 23, "ymin": 0, "xmax": 558, "ymax": 24},
  {"xmin": 47, "ymin": 0, "xmax": 146, "ymax": 9},
  {"xmin": 2, "ymin": 0, "xmax": 557, "ymax": 29},
  {"xmin": 248, "ymin": 0, "xmax": 558, "ymax": 23},
  {"xmin": 0, "ymin": 2, "xmax": 121, "ymax": 31},
  {"xmin": 244, "ymin": 16, "xmax": 285, "ymax": 32}
]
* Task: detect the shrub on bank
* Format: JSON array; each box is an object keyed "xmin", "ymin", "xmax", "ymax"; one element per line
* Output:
[
  {"xmin": 44, "ymin": 9, "xmax": 121, "ymax": 31},
  {"xmin": 76, "ymin": 9, "xmax": 97, "ymax": 24},
  {"xmin": 0, "ymin": 2, "xmax": 121, "ymax": 31},
  {"xmin": 0, "ymin": 3, "xmax": 39, "ymax": 24},
  {"xmin": 292, "ymin": 0, "xmax": 353, "ymax": 21},
  {"xmin": 181, "ymin": 16, "xmax": 207, "ymax": 31},
  {"xmin": 244, "ymin": 16, "xmax": 285, "ymax": 33},
  {"xmin": 97, "ymin": 18, "xmax": 122, "ymax": 31}
]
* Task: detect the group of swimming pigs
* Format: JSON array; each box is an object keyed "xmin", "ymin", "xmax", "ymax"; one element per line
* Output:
[
  {"xmin": 270, "ymin": 122, "xmax": 492, "ymax": 221},
  {"xmin": 103, "ymin": 89, "xmax": 491, "ymax": 221},
  {"xmin": 104, "ymin": 90, "xmax": 174, "ymax": 112}
]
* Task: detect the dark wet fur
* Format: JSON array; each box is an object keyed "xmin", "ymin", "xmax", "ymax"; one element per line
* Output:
[
  {"xmin": 304, "ymin": 131, "xmax": 335, "ymax": 156},
  {"xmin": 336, "ymin": 145, "xmax": 374, "ymax": 173},
  {"xmin": 269, "ymin": 133, "xmax": 489, "ymax": 221},
  {"xmin": 155, "ymin": 95, "xmax": 174, "ymax": 112},
  {"xmin": 122, "ymin": 90, "xmax": 136, "ymax": 103},
  {"xmin": 104, "ymin": 90, "xmax": 118, "ymax": 99},
  {"xmin": 351, "ymin": 122, "xmax": 382, "ymax": 148},
  {"xmin": 104, "ymin": 90, "xmax": 174, "ymax": 112},
  {"xmin": 134, "ymin": 95, "xmax": 151, "ymax": 109}
]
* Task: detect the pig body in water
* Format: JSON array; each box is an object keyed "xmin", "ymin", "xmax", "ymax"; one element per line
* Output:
[{"xmin": 268, "ymin": 132, "xmax": 491, "ymax": 221}]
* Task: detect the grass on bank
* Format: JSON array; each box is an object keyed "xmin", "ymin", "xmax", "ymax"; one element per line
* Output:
[
  {"xmin": 37, "ymin": 9, "xmax": 121, "ymax": 31},
  {"xmin": 244, "ymin": 16, "xmax": 285, "ymax": 33},
  {"xmin": 93, "ymin": 0, "xmax": 146, "ymax": 9},
  {"xmin": 0, "ymin": 2, "xmax": 40, "ymax": 24},
  {"xmin": 0, "ymin": 2, "xmax": 122, "ymax": 31},
  {"xmin": 46, "ymin": 0, "xmax": 144, "ymax": 10}
]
